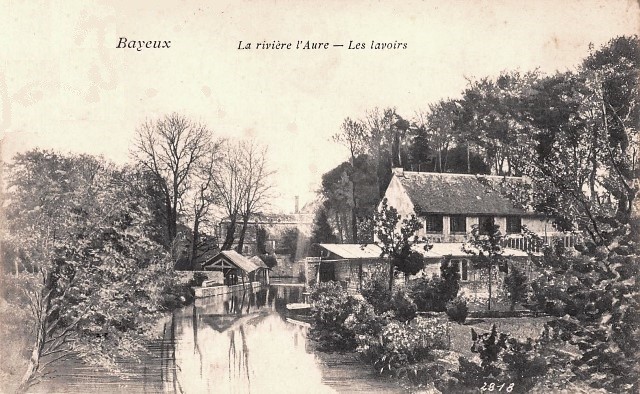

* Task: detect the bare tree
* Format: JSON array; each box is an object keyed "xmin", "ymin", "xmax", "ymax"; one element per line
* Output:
[
  {"xmin": 186, "ymin": 141, "xmax": 223, "ymax": 269},
  {"xmin": 235, "ymin": 140, "xmax": 275, "ymax": 253},
  {"xmin": 213, "ymin": 139, "xmax": 274, "ymax": 252},
  {"xmin": 132, "ymin": 113, "xmax": 218, "ymax": 249},
  {"xmin": 213, "ymin": 142, "xmax": 246, "ymax": 251}
]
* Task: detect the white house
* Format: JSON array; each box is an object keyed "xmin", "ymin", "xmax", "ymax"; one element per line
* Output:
[
  {"xmin": 381, "ymin": 168, "xmax": 557, "ymax": 244},
  {"xmin": 380, "ymin": 168, "xmax": 571, "ymax": 298}
]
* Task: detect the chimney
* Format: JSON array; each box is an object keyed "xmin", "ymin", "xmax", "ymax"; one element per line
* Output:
[
  {"xmin": 392, "ymin": 167, "xmax": 404, "ymax": 177},
  {"xmin": 294, "ymin": 195, "xmax": 299, "ymax": 214}
]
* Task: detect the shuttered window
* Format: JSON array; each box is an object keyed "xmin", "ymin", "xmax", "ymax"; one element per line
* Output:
[
  {"xmin": 425, "ymin": 214, "xmax": 443, "ymax": 232},
  {"xmin": 506, "ymin": 216, "xmax": 522, "ymax": 234},
  {"xmin": 450, "ymin": 215, "xmax": 466, "ymax": 233}
]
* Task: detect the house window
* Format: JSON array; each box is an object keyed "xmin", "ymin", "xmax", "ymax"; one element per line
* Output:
[
  {"xmin": 425, "ymin": 214, "xmax": 443, "ymax": 232},
  {"xmin": 451, "ymin": 259, "xmax": 469, "ymax": 281},
  {"xmin": 506, "ymin": 216, "xmax": 522, "ymax": 234},
  {"xmin": 478, "ymin": 216, "xmax": 495, "ymax": 235},
  {"xmin": 461, "ymin": 260, "xmax": 469, "ymax": 281},
  {"xmin": 450, "ymin": 215, "xmax": 466, "ymax": 233}
]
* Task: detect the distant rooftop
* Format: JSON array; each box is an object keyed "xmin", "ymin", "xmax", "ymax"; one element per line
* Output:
[{"xmin": 318, "ymin": 243, "xmax": 382, "ymax": 259}]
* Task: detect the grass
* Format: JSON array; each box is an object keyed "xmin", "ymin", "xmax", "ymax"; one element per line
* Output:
[{"xmin": 448, "ymin": 316, "xmax": 552, "ymax": 357}]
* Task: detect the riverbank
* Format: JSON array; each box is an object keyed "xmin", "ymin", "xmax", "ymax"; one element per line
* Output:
[{"xmin": 305, "ymin": 339, "xmax": 405, "ymax": 393}]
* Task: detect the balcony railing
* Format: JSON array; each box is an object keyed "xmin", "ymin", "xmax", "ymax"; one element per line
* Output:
[{"xmin": 504, "ymin": 232, "xmax": 580, "ymax": 253}]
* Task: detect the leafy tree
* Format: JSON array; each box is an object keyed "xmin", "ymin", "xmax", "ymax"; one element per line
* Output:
[
  {"xmin": 279, "ymin": 227, "xmax": 308, "ymax": 262},
  {"xmin": 309, "ymin": 207, "xmax": 337, "ymax": 253},
  {"xmin": 5, "ymin": 150, "xmax": 175, "ymax": 392},
  {"xmin": 463, "ymin": 219, "xmax": 506, "ymax": 311},
  {"xmin": 502, "ymin": 36, "xmax": 639, "ymax": 391},
  {"xmin": 503, "ymin": 266, "xmax": 528, "ymax": 311},
  {"xmin": 455, "ymin": 71, "xmax": 540, "ymax": 176},
  {"xmin": 319, "ymin": 155, "xmax": 379, "ymax": 243},
  {"xmin": 361, "ymin": 107, "xmax": 394, "ymax": 197},
  {"xmin": 255, "ymin": 226, "xmax": 268, "ymax": 254},
  {"xmin": 412, "ymin": 100, "xmax": 457, "ymax": 173},
  {"xmin": 366, "ymin": 198, "xmax": 429, "ymax": 290},
  {"xmin": 333, "ymin": 117, "xmax": 367, "ymax": 243}
]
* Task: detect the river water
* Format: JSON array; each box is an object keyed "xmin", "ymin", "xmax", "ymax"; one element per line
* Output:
[{"xmin": 32, "ymin": 285, "xmax": 402, "ymax": 394}]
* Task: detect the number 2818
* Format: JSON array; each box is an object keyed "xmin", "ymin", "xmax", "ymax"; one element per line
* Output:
[{"xmin": 480, "ymin": 382, "xmax": 515, "ymax": 392}]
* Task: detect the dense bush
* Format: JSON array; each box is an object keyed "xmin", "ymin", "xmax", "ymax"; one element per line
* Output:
[
  {"xmin": 357, "ymin": 317, "xmax": 450, "ymax": 375},
  {"xmin": 160, "ymin": 281, "xmax": 194, "ymax": 310},
  {"xmin": 503, "ymin": 266, "xmax": 529, "ymax": 311},
  {"xmin": 448, "ymin": 325, "xmax": 550, "ymax": 393},
  {"xmin": 388, "ymin": 290, "xmax": 418, "ymax": 322},
  {"xmin": 344, "ymin": 299, "xmax": 387, "ymax": 341},
  {"xmin": 446, "ymin": 296, "xmax": 468, "ymax": 323},
  {"xmin": 308, "ymin": 281, "xmax": 359, "ymax": 351},
  {"xmin": 187, "ymin": 272, "xmax": 208, "ymax": 287},
  {"xmin": 409, "ymin": 260, "xmax": 460, "ymax": 312},
  {"xmin": 361, "ymin": 276, "xmax": 417, "ymax": 322},
  {"xmin": 361, "ymin": 277, "xmax": 392, "ymax": 314}
]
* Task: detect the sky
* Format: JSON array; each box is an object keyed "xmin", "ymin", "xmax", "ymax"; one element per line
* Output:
[{"xmin": 1, "ymin": 0, "xmax": 638, "ymax": 213}]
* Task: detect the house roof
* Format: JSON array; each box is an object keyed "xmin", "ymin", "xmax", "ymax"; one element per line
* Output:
[
  {"xmin": 413, "ymin": 242, "xmax": 529, "ymax": 258},
  {"xmin": 318, "ymin": 243, "xmax": 383, "ymax": 259},
  {"xmin": 248, "ymin": 255, "xmax": 270, "ymax": 269},
  {"xmin": 395, "ymin": 171, "xmax": 530, "ymax": 216},
  {"xmin": 202, "ymin": 250, "xmax": 266, "ymax": 273}
]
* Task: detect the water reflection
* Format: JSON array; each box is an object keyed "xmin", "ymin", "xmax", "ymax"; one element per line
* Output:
[
  {"xmin": 168, "ymin": 286, "xmax": 334, "ymax": 393},
  {"xmin": 34, "ymin": 285, "xmax": 401, "ymax": 393}
]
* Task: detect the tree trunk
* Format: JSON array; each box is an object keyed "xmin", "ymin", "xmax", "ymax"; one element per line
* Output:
[
  {"xmin": 17, "ymin": 329, "xmax": 44, "ymax": 393},
  {"xmin": 388, "ymin": 259, "xmax": 394, "ymax": 291},
  {"xmin": 164, "ymin": 194, "xmax": 174, "ymax": 244},
  {"xmin": 335, "ymin": 212, "xmax": 344, "ymax": 243},
  {"xmin": 18, "ymin": 289, "xmax": 49, "ymax": 393},
  {"xmin": 235, "ymin": 215, "xmax": 250, "ymax": 254},
  {"xmin": 467, "ymin": 144, "xmax": 471, "ymax": 174},
  {"xmin": 190, "ymin": 216, "xmax": 200, "ymax": 270},
  {"xmin": 221, "ymin": 215, "xmax": 238, "ymax": 250},
  {"xmin": 487, "ymin": 264, "xmax": 492, "ymax": 311}
]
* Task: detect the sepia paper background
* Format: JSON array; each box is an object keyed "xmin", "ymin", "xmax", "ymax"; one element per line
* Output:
[
  {"xmin": 1, "ymin": 0, "xmax": 638, "ymax": 211},
  {"xmin": 1, "ymin": 0, "xmax": 638, "ymax": 392}
]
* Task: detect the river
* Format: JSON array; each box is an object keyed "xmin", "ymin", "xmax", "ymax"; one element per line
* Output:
[{"xmin": 31, "ymin": 285, "xmax": 402, "ymax": 394}]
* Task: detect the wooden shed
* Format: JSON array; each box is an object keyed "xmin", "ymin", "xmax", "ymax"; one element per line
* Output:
[
  {"xmin": 202, "ymin": 250, "xmax": 270, "ymax": 286},
  {"xmin": 314, "ymin": 244, "xmax": 386, "ymax": 292}
]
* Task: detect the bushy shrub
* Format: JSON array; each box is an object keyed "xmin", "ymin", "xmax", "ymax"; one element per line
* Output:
[
  {"xmin": 160, "ymin": 281, "xmax": 194, "ymax": 310},
  {"xmin": 358, "ymin": 317, "xmax": 450, "ymax": 374},
  {"xmin": 361, "ymin": 279, "xmax": 416, "ymax": 322},
  {"xmin": 409, "ymin": 277, "xmax": 451, "ymax": 312},
  {"xmin": 309, "ymin": 281, "xmax": 359, "ymax": 351},
  {"xmin": 187, "ymin": 271, "xmax": 208, "ymax": 288},
  {"xmin": 446, "ymin": 296, "xmax": 468, "ymax": 323},
  {"xmin": 409, "ymin": 260, "xmax": 460, "ymax": 312},
  {"xmin": 452, "ymin": 325, "xmax": 550, "ymax": 393},
  {"xmin": 361, "ymin": 275, "xmax": 392, "ymax": 314},
  {"xmin": 503, "ymin": 266, "xmax": 529, "ymax": 311},
  {"xmin": 389, "ymin": 290, "xmax": 417, "ymax": 322}
]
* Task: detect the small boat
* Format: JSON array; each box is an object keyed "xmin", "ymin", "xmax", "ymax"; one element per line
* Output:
[{"xmin": 285, "ymin": 302, "xmax": 312, "ymax": 314}]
